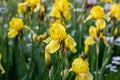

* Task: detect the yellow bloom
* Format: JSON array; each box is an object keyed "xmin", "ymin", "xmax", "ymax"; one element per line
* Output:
[
  {"xmin": 55, "ymin": 0, "xmax": 69, "ymax": 12},
  {"xmin": 0, "ymin": 54, "xmax": 5, "ymax": 74},
  {"xmin": 69, "ymin": 57, "xmax": 88, "ymax": 74},
  {"xmin": 110, "ymin": 3, "xmax": 120, "ymax": 20},
  {"xmin": 84, "ymin": 37, "xmax": 95, "ymax": 46},
  {"xmin": 49, "ymin": 0, "xmax": 71, "ymax": 20},
  {"xmin": 49, "ymin": 4, "xmax": 61, "ymax": 19},
  {"xmin": 100, "ymin": 0, "xmax": 113, "ymax": 3},
  {"xmin": 84, "ymin": 6, "xmax": 105, "ymax": 22},
  {"xmin": 27, "ymin": 0, "xmax": 40, "ymax": 8},
  {"xmin": 8, "ymin": 18, "xmax": 24, "ymax": 38},
  {"xmin": 64, "ymin": 35, "xmax": 77, "ymax": 53},
  {"xmin": 95, "ymin": 19, "xmax": 106, "ymax": 30},
  {"xmin": 89, "ymin": 26, "xmax": 97, "ymax": 37},
  {"xmin": 18, "ymin": 3, "xmax": 27, "ymax": 14},
  {"xmin": 50, "ymin": 22, "xmax": 67, "ymax": 42},
  {"xmin": 8, "ymin": 18, "xmax": 35, "ymax": 38},
  {"xmin": 90, "ymin": 6, "xmax": 105, "ymax": 19},
  {"xmin": 75, "ymin": 71, "xmax": 93, "ymax": 80}
]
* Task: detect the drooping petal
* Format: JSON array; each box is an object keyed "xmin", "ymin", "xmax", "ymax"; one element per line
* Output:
[
  {"xmin": 65, "ymin": 35, "xmax": 77, "ymax": 53},
  {"xmin": 45, "ymin": 40, "xmax": 60, "ymax": 54},
  {"xmin": 69, "ymin": 46, "xmax": 77, "ymax": 53},
  {"xmin": 45, "ymin": 50, "xmax": 51, "ymax": 68},
  {"xmin": 75, "ymin": 71, "xmax": 93, "ymax": 80},
  {"xmin": 69, "ymin": 57, "xmax": 88, "ymax": 74},
  {"xmin": 8, "ymin": 29, "xmax": 18, "ymax": 38},
  {"xmin": 89, "ymin": 26, "xmax": 97, "ymax": 38},
  {"xmin": 63, "ymin": 10, "xmax": 71, "ymax": 20},
  {"xmin": 84, "ymin": 37, "xmax": 95, "ymax": 46},
  {"xmin": 95, "ymin": 19, "xmax": 106, "ymax": 30},
  {"xmin": 84, "ymin": 45, "xmax": 89, "ymax": 54}
]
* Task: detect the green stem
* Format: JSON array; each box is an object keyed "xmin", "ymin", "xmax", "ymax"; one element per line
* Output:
[
  {"xmin": 95, "ymin": 41, "xmax": 99, "ymax": 80},
  {"xmin": 59, "ymin": 44, "xmax": 65, "ymax": 80},
  {"xmin": 98, "ymin": 46, "xmax": 113, "ymax": 80}
]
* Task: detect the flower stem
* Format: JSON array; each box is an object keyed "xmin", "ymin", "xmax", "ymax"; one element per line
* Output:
[{"xmin": 95, "ymin": 41, "xmax": 99, "ymax": 80}]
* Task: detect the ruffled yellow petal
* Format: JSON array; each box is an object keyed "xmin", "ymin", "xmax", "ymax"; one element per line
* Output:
[
  {"xmin": 114, "ymin": 13, "xmax": 120, "ymax": 21},
  {"xmin": 18, "ymin": 3, "xmax": 27, "ymax": 14},
  {"xmin": 65, "ymin": 35, "xmax": 77, "ymax": 53},
  {"xmin": 50, "ymin": 22, "xmax": 67, "ymax": 41},
  {"xmin": 69, "ymin": 57, "xmax": 88, "ymax": 74},
  {"xmin": 49, "ymin": 4, "xmax": 61, "ymax": 18},
  {"xmin": 45, "ymin": 50, "xmax": 51, "ymax": 67},
  {"xmin": 89, "ymin": 26, "xmax": 97, "ymax": 38},
  {"xmin": 95, "ymin": 19, "xmax": 106, "ymax": 30},
  {"xmin": 34, "ymin": 4, "xmax": 41, "ymax": 12},
  {"xmin": 84, "ymin": 37, "xmax": 95, "ymax": 46},
  {"xmin": 75, "ymin": 71, "xmax": 93, "ymax": 80},
  {"xmin": 90, "ymin": 6, "xmax": 105, "ymax": 19},
  {"xmin": 45, "ymin": 40, "xmax": 60, "ymax": 54},
  {"xmin": 63, "ymin": 10, "xmax": 71, "ymax": 20},
  {"xmin": 8, "ymin": 29, "xmax": 18, "ymax": 38}
]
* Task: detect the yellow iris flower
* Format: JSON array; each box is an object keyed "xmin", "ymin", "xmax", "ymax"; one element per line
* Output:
[
  {"xmin": 69, "ymin": 57, "xmax": 88, "ymax": 74},
  {"xmin": 44, "ymin": 22, "xmax": 77, "ymax": 54},
  {"xmin": 0, "ymin": 54, "xmax": 5, "ymax": 74},
  {"xmin": 18, "ymin": 3, "xmax": 27, "ymax": 14},
  {"xmin": 27, "ymin": 0, "xmax": 40, "ymax": 8},
  {"xmin": 49, "ymin": 22, "xmax": 67, "ymax": 42},
  {"xmin": 8, "ymin": 18, "xmax": 24, "ymax": 38},
  {"xmin": 69, "ymin": 57, "xmax": 93, "ymax": 80},
  {"xmin": 44, "ymin": 22, "xmax": 77, "ymax": 66},
  {"xmin": 109, "ymin": 3, "xmax": 120, "ymax": 20},
  {"xmin": 84, "ymin": 6, "xmax": 105, "ymax": 23},
  {"xmin": 49, "ymin": 0, "xmax": 71, "ymax": 20},
  {"xmin": 8, "ymin": 18, "xmax": 35, "ymax": 38}
]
